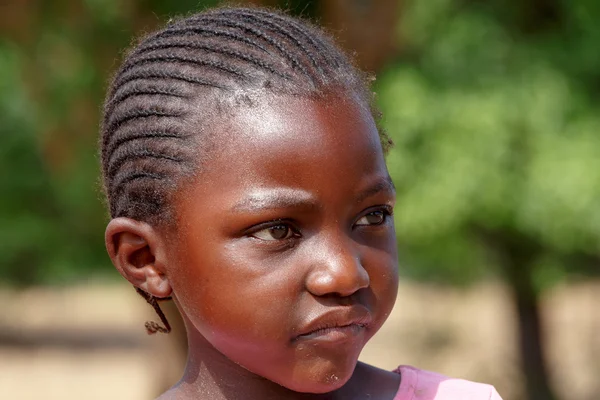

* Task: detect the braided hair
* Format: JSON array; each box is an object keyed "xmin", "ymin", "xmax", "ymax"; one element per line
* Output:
[{"xmin": 100, "ymin": 6, "xmax": 391, "ymax": 334}]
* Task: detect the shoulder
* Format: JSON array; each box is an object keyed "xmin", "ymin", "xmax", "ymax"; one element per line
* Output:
[
  {"xmin": 393, "ymin": 366, "xmax": 502, "ymax": 400},
  {"xmin": 344, "ymin": 362, "xmax": 402, "ymax": 400},
  {"xmin": 155, "ymin": 387, "xmax": 185, "ymax": 400},
  {"xmin": 155, "ymin": 391, "xmax": 175, "ymax": 400}
]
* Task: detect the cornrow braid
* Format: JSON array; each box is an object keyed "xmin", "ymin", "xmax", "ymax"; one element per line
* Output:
[
  {"xmin": 151, "ymin": 26, "xmax": 271, "ymax": 53},
  {"xmin": 131, "ymin": 38, "xmax": 291, "ymax": 80},
  {"xmin": 185, "ymin": 16, "xmax": 315, "ymax": 79},
  {"xmin": 100, "ymin": 6, "xmax": 388, "ymax": 334},
  {"xmin": 107, "ymin": 82, "xmax": 189, "ymax": 113},
  {"xmin": 217, "ymin": 9, "xmax": 324, "ymax": 73}
]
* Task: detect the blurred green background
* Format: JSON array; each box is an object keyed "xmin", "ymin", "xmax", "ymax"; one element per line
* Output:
[{"xmin": 1, "ymin": 1, "xmax": 599, "ymax": 399}]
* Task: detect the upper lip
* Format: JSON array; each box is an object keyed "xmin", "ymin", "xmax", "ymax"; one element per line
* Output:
[{"xmin": 294, "ymin": 305, "xmax": 373, "ymax": 339}]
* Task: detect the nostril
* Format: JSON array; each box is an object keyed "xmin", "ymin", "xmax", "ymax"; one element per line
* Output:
[
  {"xmin": 303, "ymin": 235, "xmax": 368, "ymax": 297},
  {"xmin": 305, "ymin": 257, "xmax": 370, "ymax": 298}
]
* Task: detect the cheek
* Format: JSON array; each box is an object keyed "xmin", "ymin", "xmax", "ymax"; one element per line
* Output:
[
  {"xmin": 168, "ymin": 241, "xmax": 314, "ymax": 387},
  {"xmin": 365, "ymin": 237, "xmax": 399, "ymax": 327},
  {"xmin": 169, "ymin": 241, "xmax": 298, "ymax": 343}
]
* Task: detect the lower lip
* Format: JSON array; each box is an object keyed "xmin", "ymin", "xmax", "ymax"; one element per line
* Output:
[{"xmin": 296, "ymin": 324, "xmax": 366, "ymax": 342}]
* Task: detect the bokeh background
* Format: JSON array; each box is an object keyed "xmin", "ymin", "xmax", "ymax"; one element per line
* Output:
[{"xmin": 1, "ymin": 0, "xmax": 599, "ymax": 399}]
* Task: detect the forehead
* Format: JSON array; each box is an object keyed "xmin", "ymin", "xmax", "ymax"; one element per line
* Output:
[
  {"xmin": 222, "ymin": 93, "xmax": 380, "ymax": 158},
  {"xmin": 179, "ymin": 93, "xmax": 387, "ymax": 203}
]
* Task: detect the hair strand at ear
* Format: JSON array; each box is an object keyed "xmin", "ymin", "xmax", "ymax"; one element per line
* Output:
[{"xmin": 135, "ymin": 287, "xmax": 172, "ymax": 334}]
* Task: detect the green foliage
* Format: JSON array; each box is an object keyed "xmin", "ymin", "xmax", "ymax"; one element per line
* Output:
[
  {"xmin": 379, "ymin": 0, "xmax": 600, "ymax": 288},
  {"xmin": 0, "ymin": 0, "xmax": 214, "ymax": 285},
  {"xmin": 0, "ymin": 38, "xmax": 107, "ymax": 285}
]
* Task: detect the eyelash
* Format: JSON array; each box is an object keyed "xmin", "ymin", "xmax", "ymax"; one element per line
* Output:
[
  {"xmin": 354, "ymin": 205, "xmax": 394, "ymax": 227},
  {"xmin": 246, "ymin": 206, "xmax": 393, "ymax": 243},
  {"xmin": 246, "ymin": 219, "xmax": 300, "ymax": 242}
]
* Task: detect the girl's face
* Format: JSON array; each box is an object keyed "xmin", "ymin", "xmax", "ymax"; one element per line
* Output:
[{"xmin": 167, "ymin": 93, "xmax": 399, "ymax": 393}]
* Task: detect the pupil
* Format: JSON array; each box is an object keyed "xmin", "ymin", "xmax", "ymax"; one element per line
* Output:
[
  {"xmin": 366, "ymin": 211, "xmax": 384, "ymax": 224},
  {"xmin": 269, "ymin": 225, "xmax": 289, "ymax": 239}
]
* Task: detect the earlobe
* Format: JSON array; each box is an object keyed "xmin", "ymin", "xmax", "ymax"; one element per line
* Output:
[{"xmin": 105, "ymin": 217, "xmax": 172, "ymax": 299}]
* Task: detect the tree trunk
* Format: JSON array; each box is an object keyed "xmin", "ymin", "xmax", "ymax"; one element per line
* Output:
[
  {"xmin": 499, "ymin": 234, "xmax": 558, "ymax": 400},
  {"xmin": 505, "ymin": 263, "xmax": 556, "ymax": 400},
  {"xmin": 319, "ymin": 0, "xmax": 400, "ymax": 72},
  {"xmin": 475, "ymin": 226, "xmax": 558, "ymax": 400}
]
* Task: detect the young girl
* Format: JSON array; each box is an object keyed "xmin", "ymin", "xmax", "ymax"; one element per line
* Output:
[{"xmin": 100, "ymin": 6, "xmax": 502, "ymax": 400}]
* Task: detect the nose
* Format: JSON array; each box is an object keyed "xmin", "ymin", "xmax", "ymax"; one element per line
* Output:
[{"xmin": 304, "ymin": 234, "xmax": 370, "ymax": 298}]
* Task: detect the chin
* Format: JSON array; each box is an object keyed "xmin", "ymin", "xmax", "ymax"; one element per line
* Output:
[
  {"xmin": 281, "ymin": 356, "xmax": 358, "ymax": 394},
  {"xmin": 286, "ymin": 375, "xmax": 350, "ymax": 395},
  {"xmin": 303, "ymin": 376, "xmax": 350, "ymax": 394}
]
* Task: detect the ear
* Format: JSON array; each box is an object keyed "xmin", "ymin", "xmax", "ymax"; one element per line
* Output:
[{"xmin": 105, "ymin": 217, "xmax": 172, "ymax": 299}]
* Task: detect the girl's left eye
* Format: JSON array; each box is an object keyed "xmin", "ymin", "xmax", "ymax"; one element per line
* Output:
[
  {"xmin": 250, "ymin": 224, "xmax": 295, "ymax": 241},
  {"xmin": 355, "ymin": 210, "xmax": 389, "ymax": 227}
]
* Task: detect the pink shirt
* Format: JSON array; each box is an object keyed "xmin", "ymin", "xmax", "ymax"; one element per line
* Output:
[{"xmin": 392, "ymin": 366, "xmax": 502, "ymax": 400}]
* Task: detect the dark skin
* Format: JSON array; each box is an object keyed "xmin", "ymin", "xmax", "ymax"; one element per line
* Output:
[{"xmin": 106, "ymin": 92, "xmax": 401, "ymax": 400}]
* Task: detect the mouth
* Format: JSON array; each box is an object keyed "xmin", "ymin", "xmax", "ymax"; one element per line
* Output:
[
  {"xmin": 293, "ymin": 306, "xmax": 373, "ymax": 343},
  {"xmin": 295, "ymin": 323, "xmax": 368, "ymax": 341}
]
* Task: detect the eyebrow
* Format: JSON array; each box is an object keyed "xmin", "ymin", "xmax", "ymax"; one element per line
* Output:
[
  {"xmin": 230, "ymin": 188, "xmax": 318, "ymax": 213},
  {"xmin": 354, "ymin": 176, "xmax": 396, "ymax": 204},
  {"xmin": 230, "ymin": 176, "xmax": 396, "ymax": 214}
]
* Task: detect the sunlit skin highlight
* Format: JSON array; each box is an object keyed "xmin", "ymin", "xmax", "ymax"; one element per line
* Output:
[{"xmin": 107, "ymin": 92, "xmax": 402, "ymax": 400}]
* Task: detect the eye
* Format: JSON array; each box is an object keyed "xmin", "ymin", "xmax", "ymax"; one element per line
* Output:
[
  {"xmin": 355, "ymin": 209, "xmax": 390, "ymax": 227},
  {"xmin": 250, "ymin": 224, "xmax": 296, "ymax": 241}
]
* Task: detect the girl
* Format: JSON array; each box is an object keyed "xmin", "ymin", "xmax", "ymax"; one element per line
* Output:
[{"xmin": 100, "ymin": 6, "xmax": 502, "ymax": 400}]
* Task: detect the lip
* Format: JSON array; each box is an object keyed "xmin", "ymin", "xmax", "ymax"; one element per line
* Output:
[{"xmin": 293, "ymin": 306, "xmax": 373, "ymax": 342}]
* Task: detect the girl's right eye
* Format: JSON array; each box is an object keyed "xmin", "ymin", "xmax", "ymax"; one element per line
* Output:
[{"xmin": 250, "ymin": 224, "xmax": 295, "ymax": 241}]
